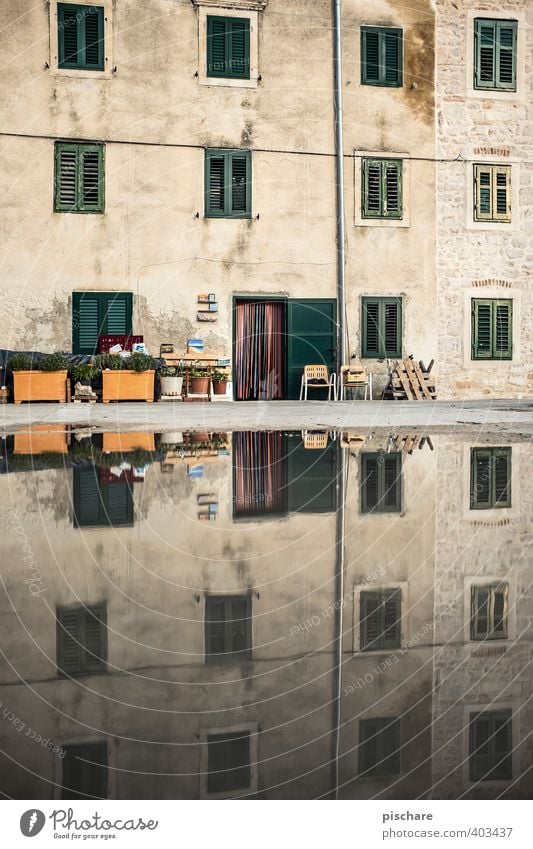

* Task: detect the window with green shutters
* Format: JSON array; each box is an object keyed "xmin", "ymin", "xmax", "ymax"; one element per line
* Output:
[
  {"xmin": 360, "ymin": 589, "xmax": 401, "ymax": 651},
  {"xmin": 58, "ymin": 4, "xmax": 105, "ymax": 70},
  {"xmin": 61, "ymin": 742, "xmax": 108, "ymax": 799},
  {"xmin": 57, "ymin": 603, "xmax": 107, "ymax": 676},
  {"xmin": 470, "ymin": 583, "xmax": 509, "ymax": 640},
  {"xmin": 361, "ymin": 452, "xmax": 402, "ymax": 513},
  {"xmin": 55, "ymin": 142, "xmax": 104, "ymax": 213},
  {"xmin": 362, "ymin": 159, "xmax": 403, "ymax": 219},
  {"xmin": 469, "ymin": 710, "xmax": 512, "ymax": 781},
  {"xmin": 205, "ymin": 595, "xmax": 252, "ymax": 663},
  {"xmin": 207, "ymin": 731, "xmax": 251, "ymax": 794},
  {"xmin": 72, "ymin": 292, "xmax": 132, "ymax": 355},
  {"xmin": 359, "ymin": 717, "xmax": 400, "ymax": 777},
  {"xmin": 474, "ymin": 19, "xmax": 517, "ymax": 91},
  {"xmin": 361, "ymin": 27, "xmax": 402, "ymax": 86},
  {"xmin": 362, "ymin": 297, "xmax": 402, "ymax": 359},
  {"xmin": 207, "ymin": 16, "xmax": 250, "ymax": 79},
  {"xmin": 72, "ymin": 467, "xmax": 134, "ymax": 527},
  {"xmin": 473, "ymin": 165, "xmax": 511, "ymax": 222},
  {"xmin": 471, "ymin": 299, "xmax": 512, "ymax": 360},
  {"xmin": 205, "ymin": 149, "xmax": 251, "ymax": 218},
  {"xmin": 470, "ymin": 447, "xmax": 511, "ymax": 509}
]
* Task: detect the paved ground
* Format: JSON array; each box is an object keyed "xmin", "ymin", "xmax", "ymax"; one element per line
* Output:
[{"xmin": 2, "ymin": 399, "xmax": 533, "ymax": 436}]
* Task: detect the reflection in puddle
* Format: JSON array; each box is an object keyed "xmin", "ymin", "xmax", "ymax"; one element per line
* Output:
[{"xmin": 0, "ymin": 428, "xmax": 531, "ymax": 799}]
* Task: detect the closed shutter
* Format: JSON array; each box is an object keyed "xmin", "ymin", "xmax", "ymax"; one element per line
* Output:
[
  {"xmin": 62, "ymin": 741, "xmax": 108, "ymax": 800},
  {"xmin": 362, "ymin": 298, "xmax": 402, "ymax": 360},
  {"xmin": 57, "ymin": 604, "xmax": 106, "ymax": 675},
  {"xmin": 103, "ymin": 482, "xmax": 134, "ymax": 527},
  {"xmin": 55, "ymin": 142, "xmax": 104, "ymax": 213},
  {"xmin": 231, "ymin": 155, "xmax": 248, "ymax": 214},
  {"xmin": 83, "ymin": 6, "xmax": 104, "ymax": 69},
  {"xmin": 474, "ymin": 19, "xmax": 517, "ymax": 91},
  {"xmin": 286, "ymin": 435, "xmax": 337, "ymax": 514},
  {"xmin": 73, "ymin": 467, "xmax": 101, "ymax": 526},
  {"xmin": 361, "ymin": 452, "xmax": 402, "ymax": 513},
  {"xmin": 470, "ymin": 447, "xmax": 512, "ymax": 509},
  {"xmin": 360, "ymin": 454, "xmax": 379, "ymax": 510},
  {"xmin": 58, "ymin": 4, "xmax": 104, "ymax": 71},
  {"xmin": 230, "ymin": 596, "xmax": 250, "ymax": 658},
  {"xmin": 470, "ymin": 713, "xmax": 492, "ymax": 780},
  {"xmin": 472, "ymin": 299, "xmax": 512, "ymax": 360},
  {"xmin": 56, "ymin": 145, "xmax": 78, "ymax": 210},
  {"xmin": 205, "ymin": 150, "xmax": 251, "ymax": 218},
  {"xmin": 472, "ymin": 300, "xmax": 493, "ymax": 359},
  {"xmin": 72, "ymin": 292, "xmax": 132, "ymax": 354},
  {"xmin": 361, "ymin": 28, "xmax": 402, "ymax": 87},
  {"xmin": 81, "ymin": 147, "xmax": 104, "ymax": 211},
  {"xmin": 492, "ymin": 586, "xmax": 508, "ymax": 637},
  {"xmin": 470, "ymin": 711, "xmax": 512, "ymax": 781},
  {"xmin": 363, "ymin": 160, "xmax": 382, "ymax": 216},
  {"xmin": 494, "ymin": 301, "xmax": 512, "ymax": 357},
  {"xmin": 471, "ymin": 585, "xmax": 490, "ymax": 638},
  {"xmin": 362, "ymin": 159, "xmax": 402, "ymax": 219},
  {"xmin": 208, "ymin": 155, "xmax": 225, "ymax": 213},
  {"xmin": 381, "ymin": 717, "xmax": 401, "ymax": 775},
  {"xmin": 471, "ymin": 449, "xmax": 492, "ymax": 508},
  {"xmin": 207, "ymin": 17, "xmax": 227, "ymax": 76},
  {"xmin": 384, "ymin": 300, "xmax": 401, "ymax": 357},
  {"xmin": 360, "ymin": 592, "xmax": 381, "ymax": 650},
  {"xmin": 207, "ymin": 732, "xmax": 251, "ymax": 794},
  {"xmin": 474, "ymin": 165, "xmax": 511, "ymax": 223},
  {"xmin": 206, "ymin": 596, "xmax": 251, "ymax": 663},
  {"xmin": 384, "ymin": 162, "xmax": 401, "ymax": 215},
  {"xmin": 493, "ymin": 713, "xmax": 512, "ymax": 778},
  {"xmin": 207, "ymin": 16, "xmax": 250, "ymax": 80},
  {"xmin": 359, "ymin": 718, "xmax": 400, "ymax": 776},
  {"xmin": 362, "ymin": 300, "xmax": 380, "ymax": 357},
  {"xmin": 59, "ymin": 5, "xmax": 79, "ymax": 66},
  {"xmin": 383, "ymin": 590, "xmax": 401, "ymax": 647},
  {"xmin": 229, "ymin": 19, "xmax": 250, "ymax": 78},
  {"xmin": 205, "ymin": 597, "xmax": 226, "ymax": 660},
  {"xmin": 57, "ymin": 607, "xmax": 83, "ymax": 674},
  {"xmin": 494, "ymin": 449, "xmax": 511, "ymax": 505},
  {"xmin": 361, "ymin": 590, "xmax": 401, "ymax": 651},
  {"xmin": 83, "ymin": 605, "xmax": 107, "ymax": 671}
]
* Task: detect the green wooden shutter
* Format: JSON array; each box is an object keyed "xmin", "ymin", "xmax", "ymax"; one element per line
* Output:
[
  {"xmin": 57, "ymin": 604, "xmax": 106, "ymax": 675},
  {"xmin": 58, "ymin": 4, "xmax": 104, "ymax": 71},
  {"xmin": 493, "ymin": 449, "xmax": 511, "ymax": 505},
  {"xmin": 492, "ymin": 712, "xmax": 512, "ymax": 778},
  {"xmin": 362, "ymin": 298, "xmax": 402, "ymax": 359},
  {"xmin": 472, "ymin": 300, "xmax": 493, "ymax": 359},
  {"xmin": 83, "ymin": 604, "xmax": 107, "ymax": 671},
  {"xmin": 103, "ymin": 482, "xmax": 134, "ymax": 527},
  {"xmin": 80, "ymin": 146, "xmax": 104, "ymax": 212},
  {"xmin": 205, "ymin": 150, "xmax": 251, "ymax": 218},
  {"xmin": 207, "ymin": 16, "xmax": 249, "ymax": 80},
  {"xmin": 471, "ymin": 586, "xmax": 490, "ymax": 638},
  {"xmin": 229, "ymin": 18, "xmax": 250, "ymax": 79},
  {"xmin": 231, "ymin": 154, "xmax": 248, "ymax": 214},
  {"xmin": 207, "ymin": 154, "xmax": 225, "ymax": 214},
  {"xmin": 474, "ymin": 19, "xmax": 517, "ymax": 91},
  {"xmin": 55, "ymin": 142, "xmax": 104, "ymax": 213},
  {"xmin": 470, "ymin": 713, "xmax": 492, "ymax": 780},
  {"xmin": 72, "ymin": 292, "xmax": 132, "ymax": 354},
  {"xmin": 361, "ymin": 590, "xmax": 401, "ymax": 650},
  {"xmin": 73, "ymin": 467, "xmax": 101, "ymax": 526},
  {"xmin": 384, "ymin": 162, "xmax": 402, "ymax": 216},
  {"xmin": 470, "ymin": 711, "xmax": 512, "ymax": 781},
  {"xmin": 362, "ymin": 159, "xmax": 402, "ymax": 219},
  {"xmin": 361, "ymin": 592, "xmax": 381, "ymax": 650},
  {"xmin": 55, "ymin": 143, "xmax": 79, "ymax": 211},
  {"xmin": 206, "ymin": 596, "xmax": 251, "ymax": 663},
  {"xmin": 362, "ymin": 300, "xmax": 380, "ymax": 357},
  {"xmin": 362, "ymin": 160, "xmax": 382, "ymax": 216},
  {"xmin": 494, "ymin": 300, "xmax": 512, "ymax": 358},
  {"xmin": 383, "ymin": 300, "xmax": 401, "ymax": 356},
  {"xmin": 361, "ymin": 28, "xmax": 402, "ymax": 87},
  {"xmin": 62, "ymin": 741, "xmax": 108, "ymax": 800},
  {"xmin": 492, "ymin": 585, "xmax": 508, "ymax": 638},
  {"xmin": 57, "ymin": 607, "xmax": 83, "ymax": 674},
  {"xmin": 229, "ymin": 596, "xmax": 251, "ymax": 660},
  {"xmin": 474, "ymin": 165, "xmax": 511, "ymax": 222},
  {"xmin": 287, "ymin": 435, "xmax": 337, "ymax": 514},
  {"xmin": 207, "ymin": 732, "xmax": 251, "ymax": 794},
  {"xmin": 471, "ymin": 447, "xmax": 511, "ymax": 509},
  {"xmin": 472, "ymin": 299, "xmax": 512, "ymax": 360},
  {"xmin": 359, "ymin": 718, "xmax": 400, "ymax": 776},
  {"xmin": 206, "ymin": 597, "xmax": 226, "ymax": 661},
  {"xmin": 361, "ymin": 452, "xmax": 402, "ymax": 513},
  {"xmin": 207, "ymin": 17, "xmax": 227, "ymax": 77}
]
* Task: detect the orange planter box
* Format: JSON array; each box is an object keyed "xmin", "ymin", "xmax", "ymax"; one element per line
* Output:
[
  {"xmin": 102, "ymin": 370, "xmax": 155, "ymax": 403},
  {"xmin": 14, "ymin": 425, "xmax": 68, "ymax": 455},
  {"xmin": 103, "ymin": 432, "xmax": 156, "ymax": 453},
  {"xmin": 13, "ymin": 371, "xmax": 68, "ymax": 404}
]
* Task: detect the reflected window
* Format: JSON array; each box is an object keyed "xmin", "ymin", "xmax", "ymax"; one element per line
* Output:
[
  {"xmin": 57, "ymin": 604, "xmax": 107, "ymax": 676},
  {"xmin": 360, "ymin": 589, "xmax": 401, "ymax": 651},
  {"xmin": 470, "ymin": 447, "xmax": 511, "ymax": 509},
  {"xmin": 359, "ymin": 717, "xmax": 400, "ymax": 777},
  {"xmin": 361, "ymin": 452, "xmax": 402, "ymax": 513},
  {"xmin": 470, "ymin": 710, "xmax": 512, "ymax": 781},
  {"xmin": 61, "ymin": 741, "xmax": 108, "ymax": 799},
  {"xmin": 205, "ymin": 595, "xmax": 252, "ymax": 663},
  {"xmin": 73, "ymin": 467, "xmax": 134, "ymax": 527},
  {"xmin": 470, "ymin": 584, "xmax": 508, "ymax": 640},
  {"xmin": 207, "ymin": 731, "xmax": 251, "ymax": 794}
]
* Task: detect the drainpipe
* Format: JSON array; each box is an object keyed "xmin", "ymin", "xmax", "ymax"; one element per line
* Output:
[
  {"xmin": 333, "ymin": 0, "xmax": 347, "ymax": 369},
  {"xmin": 332, "ymin": 441, "xmax": 346, "ymax": 799}
]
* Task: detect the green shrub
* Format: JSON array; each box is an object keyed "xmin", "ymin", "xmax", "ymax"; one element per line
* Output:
[
  {"xmin": 40, "ymin": 352, "xmax": 70, "ymax": 372},
  {"xmin": 125, "ymin": 353, "xmax": 156, "ymax": 372},
  {"xmin": 72, "ymin": 364, "xmax": 99, "ymax": 382},
  {"xmin": 9, "ymin": 353, "xmax": 34, "ymax": 371}
]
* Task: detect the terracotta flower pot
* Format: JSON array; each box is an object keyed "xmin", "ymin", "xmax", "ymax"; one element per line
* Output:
[
  {"xmin": 190, "ymin": 376, "xmax": 210, "ymax": 395},
  {"xmin": 13, "ymin": 370, "xmax": 68, "ymax": 404},
  {"xmin": 102, "ymin": 370, "xmax": 155, "ymax": 403},
  {"xmin": 212, "ymin": 380, "xmax": 227, "ymax": 396}
]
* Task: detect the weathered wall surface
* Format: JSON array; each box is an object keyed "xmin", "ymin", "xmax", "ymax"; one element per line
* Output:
[{"xmin": 435, "ymin": 0, "xmax": 533, "ymax": 398}]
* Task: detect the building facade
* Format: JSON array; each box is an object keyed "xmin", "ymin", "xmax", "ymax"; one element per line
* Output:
[{"xmin": 0, "ymin": 1, "xmax": 530, "ymax": 398}]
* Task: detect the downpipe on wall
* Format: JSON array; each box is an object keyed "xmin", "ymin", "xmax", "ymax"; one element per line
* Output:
[{"xmin": 333, "ymin": 0, "xmax": 347, "ymax": 370}]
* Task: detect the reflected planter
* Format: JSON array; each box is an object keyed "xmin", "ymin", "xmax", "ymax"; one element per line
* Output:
[
  {"xmin": 160, "ymin": 375, "xmax": 183, "ymax": 397},
  {"xmin": 102, "ymin": 370, "xmax": 155, "ymax": 403},
  {"xmin": 13, "ymin": 370, "xmax": 68, "ymax": 404}
]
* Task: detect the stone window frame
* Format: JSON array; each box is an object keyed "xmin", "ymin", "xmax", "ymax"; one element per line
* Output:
[
  {"xmin": 461, "ymin": 285, "xmax": 521, "ymax": 370},
  {"xmin": 461, "ymin": 442, "xmax": 520, "ymax": 524},
  {"xmin": 463, "ymin": 576, "xmax": 515, "ymax": 646},
  {"xmin": 199, "ymin": 722, "xmax": 259, "ymax": 799},
  {"xmin": 461, "ymin": 703, "xmax": 517, "ymax": 788},
  {"xmin": 354, "ymin": 150, "xmax": 411, "ymax": 228},
  {"xmin": 192, "ymin": 0, "xmax": 263, "ymax": 89},
  {"xmin": 465, "ymin": 10, "xmax": 526, "ymax": 102},
  {"xmin": 352, "ymin": 581, "xmax": 408, "ymax": 655},
  {"xmin": 53, "ymin": 736, "xmax": 117, "ymax": 799},
  {"xmin": 465, "ymin": 157, "xmax": 520, "ymax": 233},
  {"xmin": 49, "ymin": 0, "xmax": 113, "ymax": 80}
]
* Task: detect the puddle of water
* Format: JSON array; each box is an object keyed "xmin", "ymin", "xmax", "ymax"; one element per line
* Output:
[{"xmin": 0, "ymin": 428, "xmax": 531, "ymax": 800}]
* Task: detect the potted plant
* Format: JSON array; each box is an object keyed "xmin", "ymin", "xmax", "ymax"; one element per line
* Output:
[
  {"xmin": 99, "ymin": 353, "xmax": 156, "ymax": 403},
  {"xmin": 159, "ymin": 365, "xmax": 184, "ymax": 398},
  {"xmin": 11, "ymin": 352, "xmax": 70, "ymax": 404},
  {"xmin": 211, "ymin": 369, "xmax": 228, "ymax": 396},
  {"xmin": 72, "ymin": 363, "xmax": 98, "ymax": 387},
  {"xmin": 188, "ymin": 364, "xmax": 210, "ymax": 396}
]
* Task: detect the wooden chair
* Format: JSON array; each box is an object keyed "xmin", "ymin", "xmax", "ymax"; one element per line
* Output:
[
  {"xmin": 301, "ymin": 430, "xmax": 329, "ymax": 449},
  {"xmin": 339, "ymin": 364, "xmax": 373, "ymax": 400},
  {"xmin": 299, "ymin": 365, "xmax": 337, "ymax": 401}
]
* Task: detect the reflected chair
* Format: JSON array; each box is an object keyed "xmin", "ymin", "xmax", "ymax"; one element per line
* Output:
[
  {"xmin": 339, "ymin": 363, "xmax": 373, "ymax": 400},
  {"xmin": 299, "ymin": 365, "xmax": 337, "ymax": 401}
]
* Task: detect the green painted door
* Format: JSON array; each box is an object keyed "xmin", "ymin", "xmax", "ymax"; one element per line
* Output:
[
  {"xmin": 287, "ymin": 435, "xmax": 337, "ymax": 513},
  {"xmin": 287, "ymin": 299, "xmax": 338, "ymax": 400}
]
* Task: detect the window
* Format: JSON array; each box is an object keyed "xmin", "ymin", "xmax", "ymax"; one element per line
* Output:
[
  {"xmin": 362, "ymin": 159, "xmax": 402, "ymax": 219},
  {"xmin": 362, "ymin": 297, "xmax": 402, "ymax": 359},
  {"xmin": 207, "ymin": 731, "xmax": 251, "ymax": 794},
  {"xmin": 205, "ymin": 595, "xmax": 252, "ymax": 663},
  {"xmin": 57, "ymin": 604, "xmax": 107, "ymax": 676},
  {"xmin": 55, "ymin": 142, "xmax": 104, "ymax": 213},
  {"xmin": 471, "ymin": 584, "xmax": 509, "ymax": 640},
  {"xmin": 207, "ymin": 16, "xmax": 250, "ymax": 80},
  {"xmin": 361, "ymin": 27, "xmax": 402, "ymax": 86},
  {"xmin": 205, "ymin": 149, "xmax": 251, "ymax": 218},
  {"xmin": 58, "ymin": 4, "xmax": 104, "ymax": 70},
  {"xmin": 474, "ymin": 19, "xmax": 517, "ymax": 91},
  {"xmin": 469, "ymin": 710, "xmax": 512, "ymax": 781},
  {"xmin": 473, "ymin": 165, "xmax": 511, "ymax": 222},
  {"xmin": 470, "ymin": 447, "xmax": 511, "ymax": 509},
  {"xmin": 72, "ymin": 292, "xmax": 132, "ymax": 355},
  {"xmin": 360, "ymin": 589, "xmax": 401, "ymax": 651},
  {"xmin": 361, "ymin": 452, "xmax": 402, "ymax": 513},
  {"xmin": 471, "ymin": 299, "xmax": 512, "ymax": 360},
  {"xmin": 61, "ymin": 741, "xmax": 108, "ymax": 799},
  {"xmin": 359, "ymin": 717, "xmax": 400, "ymax": 777},
  {"xmin": 73, "ymin": 467, "xmax": 134, "ymax": 527}
]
